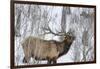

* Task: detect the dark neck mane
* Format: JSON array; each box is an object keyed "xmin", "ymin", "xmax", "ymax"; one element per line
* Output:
[{"xmin": 58, "ymin": 40, "xmax": 72, "ymax": 58}]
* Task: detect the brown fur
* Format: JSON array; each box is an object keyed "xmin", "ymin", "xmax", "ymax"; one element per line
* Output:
[{"xmin": 21, "ymin": 34, "xmax": 75, "ymax": 64}]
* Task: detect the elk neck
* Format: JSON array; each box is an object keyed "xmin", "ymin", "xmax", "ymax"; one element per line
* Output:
[{"xmin": 58, "ymin": 39, "xmax": 72, "ymax": 58}]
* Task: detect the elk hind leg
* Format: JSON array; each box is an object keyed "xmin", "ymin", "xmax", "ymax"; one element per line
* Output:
[
  {"xmin": 23, "ymin": 56, "xmax": 30, "ymax": 63},
  {"xmin": 23, "ymin": 57, "xmax": 27, "ymax": 63}
]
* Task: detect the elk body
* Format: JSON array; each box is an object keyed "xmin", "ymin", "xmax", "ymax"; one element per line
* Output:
[{"xmin": 21, "ymin": 32, "xmax": 75, "ymax": 64}]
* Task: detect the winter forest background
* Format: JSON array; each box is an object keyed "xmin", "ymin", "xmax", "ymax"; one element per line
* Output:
[{"xmin": 14, "ymin": 3, "xmax": 95, "ymax": 65}]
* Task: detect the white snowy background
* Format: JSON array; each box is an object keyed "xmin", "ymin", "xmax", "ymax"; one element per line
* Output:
[{"xmin": 14, "ymin": 3, "xmax": 95, "ymax": 65}]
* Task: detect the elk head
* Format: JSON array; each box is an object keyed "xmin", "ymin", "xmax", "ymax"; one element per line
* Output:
[{"xmin": 63, "ymin": 31, "xmax": 75, "ymax": 46}]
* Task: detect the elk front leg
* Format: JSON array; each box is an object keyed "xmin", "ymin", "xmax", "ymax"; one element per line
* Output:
[
  {"xmin": 52, "ymin": 57, "xmax": 57, "ymax": 64},
  {"xmin": 47, "ymin": 59, "xmax": 52, "ymax": 64},
  {"xmin": 53, "ymin": 60, "xmax": 57, "ymax": 64},
  {"xmin": 23, "ymin": 56, "xmax": 30, "ymax": 63},
  {"xmin": 47, "ymin": 58, "xmax": 57, "ymax": 64}
]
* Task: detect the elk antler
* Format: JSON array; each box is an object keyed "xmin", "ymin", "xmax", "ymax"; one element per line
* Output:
[{"xmin": 42, "ymin": 26, "xmax": 65, "ymax": 36}]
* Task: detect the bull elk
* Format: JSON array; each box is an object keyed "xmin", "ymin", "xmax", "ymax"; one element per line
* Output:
[{"xmin": 21, "ymin": 28, "xmax": 75, "ymax": 64}]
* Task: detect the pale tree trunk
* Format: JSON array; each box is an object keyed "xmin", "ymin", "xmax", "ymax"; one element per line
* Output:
[
  {"xmin": 61, "ymin": 7, "xmax": 67, "ymax": 32},
  {"xmin": 15, "ymin": 10, "xmax": 21, "ymax": 37}
]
